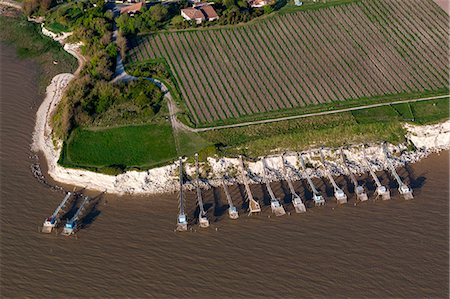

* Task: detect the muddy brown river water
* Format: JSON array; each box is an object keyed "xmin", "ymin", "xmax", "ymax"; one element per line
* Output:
[{"xmin": 1, "ymin": 43, "xmax": 449, "ymax": 298}]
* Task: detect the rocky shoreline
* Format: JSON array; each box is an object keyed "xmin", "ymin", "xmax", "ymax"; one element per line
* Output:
[{"xmin": 31, "ymin": 70, "xmax": 450, "ymax": 195}]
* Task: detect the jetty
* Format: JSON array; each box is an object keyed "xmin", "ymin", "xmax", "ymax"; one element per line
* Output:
[
  {"xmin": 281, "ymin": 154, "xmax": 306, "ymax": 213},
  {"xmin": 239, "ymin": 155, "xmax": 261, "ymax": 215},
  {"xmin": 41, "ymin": 192, "xmax": 73, "ymax": 233},
  {"xmin": 320, "ymin": 149, "xmax": 348, "ymax": 204},
  {"xmin": 299, "ymin": 153, "xmax": 325, "ymax": 206},
  {"xmin": 364, "ymin": 152, "xmax": 391, "ymax": 200},
  {"xmin": 262, "ymin": 158, "xmax": 286, "ymax": 216},
  {"xmin": 61, "ymin": 195, "xmax": 91, "ymax": 236},
  {"xmin": 383, "ymin": 145, "xmax": 413, "ymax": 200},
  {"xmin": 195, "ymin": 154, "xmax": 209, "ymax": 228},
  {"xmin": 176, "ymin": 157, "xmax": 188, "ymax": 231},
  {"xmin": 340, "ymin": 149, "xmax": 368, "ymax": 202},
  {"xmin": 221, "ymin": 177, "xmax": 239, "ymax": 219}
]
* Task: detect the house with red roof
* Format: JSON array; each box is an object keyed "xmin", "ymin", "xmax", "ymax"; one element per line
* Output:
[
  {"xmin": 181, "ymin": 3, "xmax": 219, "ymax": 24},
  {"xmin": 120, "ymin": 2, "xmax": 144, "ymax": 15}
]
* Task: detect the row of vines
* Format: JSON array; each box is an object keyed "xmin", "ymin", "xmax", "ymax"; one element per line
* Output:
[{"xmin": 128, "ymin": 0, "xmax": 449, "ymax": 125}]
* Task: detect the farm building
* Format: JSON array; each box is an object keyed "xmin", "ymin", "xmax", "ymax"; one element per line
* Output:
[
  {"xmin": 120, "ymin": 2, "xmax": 144, "ymax": 15},
  {"xmin": 181, "ymin": 3, "xmax": 219, "ymax": 24}
]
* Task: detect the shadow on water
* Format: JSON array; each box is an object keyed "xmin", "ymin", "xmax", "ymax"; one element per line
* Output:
[
  {"xmin": 260, "ymin": 184, "xmax": 271, "ymax": 206},
  {"xmin": 213, "ymin": 186, "xmax": 228, "ymax": 220},
  {"xmin": 279, "ymin": 180, "xmax": 291, "ymax": 204},
  {"xmin": 237, "ymin": 184, "xmax": 249, "ymax": 211},
  {"xmin": 320, "ymin": 177, "xmax": 335, "ymax": 198},
  {"xmin": 60, "ymin": 194, "xmax": 81, "ymax": 223},
  {"xmin": 404, "ymin": 163, "xmax": 427, "ymax": 189},
  {"xmin": 80, "ymin": 192, "xmax": 104, "ymax": 230}
]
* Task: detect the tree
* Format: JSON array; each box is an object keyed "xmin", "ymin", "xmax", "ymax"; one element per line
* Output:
[
  {"xmin": 23, "ymin": 0, "xmax": 39, "ymax": 16},
  {"xmin": 171, "ymin": 15, "xmax": 185, "ymax": 28},
  {"xmin": 40, "ymin": 0, "xmax": 52, "ymax": 12},
  {"xmin": 223, "ymin": 0, "xmax": 237, "ymax": 9},
  {"xmin": 148, "ymin": 4, "xmax": 168, "ymax": 23}
]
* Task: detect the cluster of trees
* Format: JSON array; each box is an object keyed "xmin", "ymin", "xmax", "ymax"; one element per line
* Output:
[
  {"xmin": 127, "ymin": 61, "xmax": 170, "ymax": 80},
  {"xmin": 213, "ymin": 0, "xmax": 280, "ymax": 25},
  {"xmin": 170, "ymin": 0, "xmax": 281, "ymax": 29},
  {"xmin": 117, "ymin": 4, "xmax": 175, "ymax": 36},
  {"xmin": 56, "ymin": 75, "xmax": 163, "ymax": 135},
  {"xmin": 50, "ymin": 2, "xmax": 117, "ymax": 137},
  {"xmin": 79, "ymin": 78, "xmax": 163, "ymax": 117}
]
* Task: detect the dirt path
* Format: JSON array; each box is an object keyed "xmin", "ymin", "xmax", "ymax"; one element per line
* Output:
[{"xmin": 0, "ymin": 0, "xmax": 21, "ymax": 10}]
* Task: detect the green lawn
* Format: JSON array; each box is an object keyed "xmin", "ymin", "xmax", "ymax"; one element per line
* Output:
[
  {"xmin": 352, "ymin": 98, "xmax": 449, "ymax": 125},
  {"xmin": 45, "ymin": 22, "xmax": 69, "ymax": 34},
  {"xmin": 410, "ymin": 99, "xmax": 450, "ymax": 124},
  {"xmin": 200, "ymin": 98, "xmax": 449, "ymax": 157},
  {"xmin": 59, "ymin": 122, "xmax": 213, "ymax": 173},
  {"xmin": 60, "ymin": 124, "xmax": 178, "ymax": 171}
]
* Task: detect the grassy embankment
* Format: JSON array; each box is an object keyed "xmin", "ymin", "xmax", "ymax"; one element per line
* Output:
[
  {"xmin": 199, "ymin": 97, "xmax": 450, "ymax": 157},
  {"xmin": 62, "ymin": 96, "xmax": 448, "ymax": 172},
  {"xmin": 0, "ymin": 14, "xmax": 77, "ymax": 91}
]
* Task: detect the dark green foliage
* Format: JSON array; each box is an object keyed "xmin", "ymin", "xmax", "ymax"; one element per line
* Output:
[
  {"xmin": 127, "ymin": 60, "xmax": 170, "ymax": 79},
  {"xmin": 76, "ymin": 78, "xmax": 163, "ymax": 123},
  {"xmin": 117, "ymin": 4, "xmax": 173, "ymax": 36}
]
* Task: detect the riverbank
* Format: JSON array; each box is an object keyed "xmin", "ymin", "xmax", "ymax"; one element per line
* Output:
[
  {"xmin": 32, "ymin": 69, "xmax": 450, "ymax": 195},
  {"xmin": 0, "ymin": 12, "xmax": 77, "ymax": 91},
  {"xmin": 24, "ymin": 2, "xmax": 449, "ymax": 195}
]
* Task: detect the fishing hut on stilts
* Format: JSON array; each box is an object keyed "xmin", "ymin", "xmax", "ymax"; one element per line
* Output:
[
  {"xmin": 299, "ymin": 153, "xmax": 325, "ymax": 206},
  {"xmin": 239, "ymin": 155, "xmax": 261, "ymax": 215},
  {"xmin": 363, "ymin": 151, "xmax": 390, "ymax": 200},
  {"xmin": 41, "ymin": 192, "xmax": 74, "ymax": 233},
  {"xmin": 61, "ymin": 195, "xmax": 91, "ymax": 236},
  {"xmin": 281, "ymin": 154, "xmax": 306, "ymax": 213},
  {"xmin": 195, "ymin": 153, "xmax": 209, "ymax": 228},
  {"xmin": 221, "ymin": 176, "xmax": 239, "ymax": 219},
  {"xmin": 319, "ymin": 149, "xmax": 348, "ymax": 204},
  {"xmin": 340, "ymin": 148, "xmax": 368, "ymax": 202},
  {"xmin": 262, "ymin": 158, "xmax": 286, "ymax": 216},
  {"xmin": 383, "ymin": 145, "xmax": 413, "ymax": 200},
  {"xmin": 177, "ymin": 157, "xmax": 188, "ymax": 231}
]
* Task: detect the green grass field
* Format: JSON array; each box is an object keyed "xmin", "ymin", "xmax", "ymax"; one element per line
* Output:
[
  {"xmin": 60, "ymin": 97, "xmax": 448, "ymax": 172},
  {"xmin": 60, "ymin": 124, "xmax": 178, "ymax": 171},
  {"xmin": 59, "ymin": 122, "xmax": 213, "ymax": 173},
  {"xmin": 45, "ymin": 22, "xmax": 69, "ymax": 34},
  {"xmin": 200, "ymin": 98, "xmax": 449, "ymax": 157}
]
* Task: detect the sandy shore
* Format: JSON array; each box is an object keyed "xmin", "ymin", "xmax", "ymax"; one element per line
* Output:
[{"xmin": 31, "ymin": 24, "xmax": 450, "ymax": 195}]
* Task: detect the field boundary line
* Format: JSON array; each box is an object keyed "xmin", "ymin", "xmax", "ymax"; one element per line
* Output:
[{"xmin": 191, "ymin": 94, "xmax": 449, "ymax": 132}]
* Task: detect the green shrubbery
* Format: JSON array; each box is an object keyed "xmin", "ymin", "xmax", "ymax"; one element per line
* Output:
[
  {"xmin": 117, "ymin": 4, "xmax": 173, "ymax": 36},
  {"xmin": 54, "ymin": 77, "xmax": 163, "ymax": 138}
]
